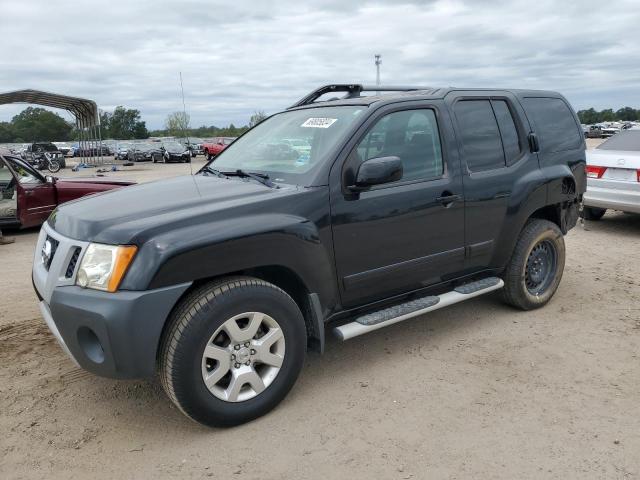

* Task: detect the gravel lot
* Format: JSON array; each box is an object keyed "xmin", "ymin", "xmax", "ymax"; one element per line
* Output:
[{"xmin": 1, "ymin": 143, "xmax": 639, "ymax": 479}]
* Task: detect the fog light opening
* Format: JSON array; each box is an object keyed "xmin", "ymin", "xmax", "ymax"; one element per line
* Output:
[{"xmin": 77, "ymin": 327, "xmax": 105, "ymax": 364}]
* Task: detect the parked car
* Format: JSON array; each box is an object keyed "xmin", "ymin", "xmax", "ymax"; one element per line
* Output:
[
  {"xmin": 202, "ymin": 137, "xmax": 236, "ymax": 160},
  {"xmin": 114, "ymin": 143, "xmax": 133, "ymax": 161},
  {"xmin": 582, "ymin": 129, "xmax": 640, "ymax": 219},
  {"xmin": 53, "ymin": 142, "xmax": 74, "ymax": 157},
  {"xmin": 127, "ymin": 143, "xmax": 162, "ymax": 162},
  {"xmin": 72, "ymin": 144, "xmax": 112, "ymax": 157},
  {"xmin": 32, "ymin": 84, "xmax": 585, "ymax": 427},
  {"xmin": 601, "ymin": 126, "xmax": 620, "ymax": 138},
  {"xmin": 584, "ymin": 125, "xmax": 604, "ymax": 139},
  {"xmin": 23, "ymin": 142, "xmax": 66, "ymax": 169},
  {"xmin": 160, "ymin": 141, "xmax": 192, "ymax": 163},
  {"xmin": 0, "ymin": 151, "xmax": 134, "ymax": 228},
  {"xmin": 181, "ymin": 138, "xmax": 204, "ymax": 157}
]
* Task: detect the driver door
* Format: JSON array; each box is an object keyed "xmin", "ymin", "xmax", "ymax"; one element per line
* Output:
[
  {"xmin": 330, "ymin": 103, "xmax": 466, "ymax": 307},
  {"xmin": 5, "ymin": 158, "xmax": 57, "ymax": 227}
]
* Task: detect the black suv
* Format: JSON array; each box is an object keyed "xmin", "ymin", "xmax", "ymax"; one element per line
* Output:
[
  {"xmin": 23, "ymin": 142, "xmax": 66, "ymax": 168},
  {"xmin": 32, "ymin": 85, "xmax": 585, "ymax": 427}
]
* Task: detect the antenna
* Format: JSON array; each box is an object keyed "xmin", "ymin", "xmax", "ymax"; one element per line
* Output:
[
  {"xmin": 374, "ymin": 54, "xmax": 382, "ymax": 95},
  {"xmin": 179, "ymin": 71, "xmax": 193, "ymax": 175}
]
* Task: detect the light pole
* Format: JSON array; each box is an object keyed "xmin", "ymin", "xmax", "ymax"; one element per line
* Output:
[{"xmin": 374, "ymin": 54, "xmax": 382, "ymax": 88}]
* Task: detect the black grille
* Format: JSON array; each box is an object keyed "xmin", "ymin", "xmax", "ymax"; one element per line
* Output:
[
  {"xmin": 65, "ymin": 247, "xmax": 81, "ymax": 278},
  {"xmin": 43, "ymin": 236, "xmax": 59, "ymax": 270}
]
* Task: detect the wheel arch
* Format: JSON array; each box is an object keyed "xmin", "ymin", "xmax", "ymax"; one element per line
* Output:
[{"xmin": 157, "ymin": 265, "xmax": 324, "ymax": 362}]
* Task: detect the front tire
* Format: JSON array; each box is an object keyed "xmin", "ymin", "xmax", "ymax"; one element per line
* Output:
[
  {"xmin": 47, "ymin": 160, "xmax": 61, "ymax": 173},
  {"xmin": 502, "ymin": 219, "xmax": 565, "ymax": 310},
  {"xmin": 159, "ymin": 277, "xmax": 306, "ymax": 427},
  {"xmin": 583, "ymin": 207, "xmax": 606, "ymax": 221}
]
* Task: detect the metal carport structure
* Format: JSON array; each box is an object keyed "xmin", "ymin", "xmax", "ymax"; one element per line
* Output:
[{"xmin": 0, "ymin": 89, "xmax": 105, "ymax": 165}]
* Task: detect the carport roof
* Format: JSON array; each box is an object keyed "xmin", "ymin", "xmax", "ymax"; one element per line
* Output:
[{"xmin": 0, "ymin": 89, "xmax": 99, "ymax": 127}]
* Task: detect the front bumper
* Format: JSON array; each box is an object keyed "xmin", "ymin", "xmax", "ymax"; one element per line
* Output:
[
  {"xmin": 32, "ymin": 222, "xmax": 191, "ymax": 378},
  {"xmin": 37, "ymin": 284, "xmax": 190, "ymax": 378},
  {"xmin": 167, "ymin": 153, "xmax": 189, "ymax": 162},
  {"xmin": 583, "ymin": 179, "xmax": 640, "ymax": 213}
]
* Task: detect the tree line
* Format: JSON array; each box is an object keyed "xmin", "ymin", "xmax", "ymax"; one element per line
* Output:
[
  {"xmin": 0, "ymin": 106, "xmax": 150, "ymax": 143},
  {"xmin": 0, "ymin": 107, "xmax": 267, "ymax": 143},
  {"xmin": 0, "ymin": 107, "xmax": 74, "ymax": 143},
  {"xmin": 577, "ymin": 107, "xmax": 639, "ymax": 124},
  {"xmin": 150, "ymin": 110, "xmax": 267, "ymax": 139}
]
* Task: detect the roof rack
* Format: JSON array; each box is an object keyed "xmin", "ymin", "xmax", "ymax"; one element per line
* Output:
[{"xmin": 289, "ymin": 84, "xmax": 432, "ymax": 108}]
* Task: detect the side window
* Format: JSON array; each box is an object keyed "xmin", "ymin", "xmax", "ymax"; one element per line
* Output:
[
  {"xmin": 0, "ymin": 159, "xmax": 14, "ymax": 182},
  {"xmin": 492, "ymin": 100, "xmax": 521, "ymax": 165},
  {"xmin": 454, "ymin": 100, "xmax": 505, "ymax": 172},
  {"xmin": 6, "ymin": 159, "xmax": 41, "ymax": 184},
  {"xmin": 353, "ymin": 109, "xmax": 443, "ymax": 182},
  {"xmin": 523, "ymin": 97, "xmax": 582, "ymax": 153}
]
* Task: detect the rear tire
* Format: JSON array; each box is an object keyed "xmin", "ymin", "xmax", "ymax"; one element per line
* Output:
[
  {"xmin": 159, "ymin": 277, "xmax": 306, "ymax": 427},
  {"xmin": 502, "ymin": 219, "xmax": 565, "ymax": 310},
  {"xmin": 583, "ymin": 207, "xmax": 606, "ymax": 221}
]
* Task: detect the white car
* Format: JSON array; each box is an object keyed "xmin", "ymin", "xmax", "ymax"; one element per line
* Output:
[{"xmin": 583, "ymin": 130, "xmax": 640, "ymax": 220}]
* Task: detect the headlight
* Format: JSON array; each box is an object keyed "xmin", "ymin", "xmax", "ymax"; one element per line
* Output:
[{"xmin": 76, "ymin": 243, "xmax": 137, "ymax": 292}]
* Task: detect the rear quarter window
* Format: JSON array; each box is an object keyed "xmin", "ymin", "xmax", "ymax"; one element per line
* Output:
[{"xmin": 523, "ymin": 97, "xmax": 582, "ymax": 153}]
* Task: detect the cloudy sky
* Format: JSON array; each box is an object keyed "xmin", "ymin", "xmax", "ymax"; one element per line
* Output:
[{"xmin": 1, "ymin": 0, "xmax": 639, "ymax": 129}]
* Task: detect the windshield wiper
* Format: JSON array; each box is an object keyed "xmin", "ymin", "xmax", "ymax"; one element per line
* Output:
[
  {"xmin": 199, "ymin": 165, "xmax": 230, "ymax": 178},
  {"xmin": 222, "ymin": 169, "xmax": 278, "ymax": 188}
]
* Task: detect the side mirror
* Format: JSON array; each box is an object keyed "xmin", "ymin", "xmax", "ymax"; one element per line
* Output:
[
  {"xmin": 217, "ymin": 140, "xmax": 224, "ymax": 145},
  {"xmin": 350, "ymin": 156, "xmax": 402, "ymax": 190},
  {"xmin": 45, "ymin": 175, "xmax": 56, "ymax": 184}
]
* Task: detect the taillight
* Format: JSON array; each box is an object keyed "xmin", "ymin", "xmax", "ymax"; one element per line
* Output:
[
  {"xmin": 637, "ymin": 169, "xmax": 640, "ymax": 182},
  {"xmin": 586, "ymin": 165, "xmax": 607, "ymax": 179}
]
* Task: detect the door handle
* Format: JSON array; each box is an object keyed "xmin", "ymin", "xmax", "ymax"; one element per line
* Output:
[
  {"xmin": 24, "ymin": 190, "xmax": 33, "ymax": 196},
  {"xmin": 436, "ymin": 193, "xmax": 461, "ymax": 206},
  {"xmin": 493, "ymin": 192, "xmax": 511, "ymax": 199},
  {"xmin": 528, "ymin": 132, "xmax": 540, "ymax": 153}
]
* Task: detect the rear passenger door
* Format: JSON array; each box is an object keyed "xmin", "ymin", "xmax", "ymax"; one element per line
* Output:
[{"xmin": 446, "ymin": 92, "xmax": 541, "ymax": 270}]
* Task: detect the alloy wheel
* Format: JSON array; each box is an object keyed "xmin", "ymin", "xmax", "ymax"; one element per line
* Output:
[{"xmin": 201, "ymin": 312, "xmax": 285, "ymax": 402}]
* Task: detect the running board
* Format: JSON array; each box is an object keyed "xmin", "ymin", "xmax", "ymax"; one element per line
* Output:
[{"xmin": 333, "ymin": 277, "xmax": 504, "ymax": 341}]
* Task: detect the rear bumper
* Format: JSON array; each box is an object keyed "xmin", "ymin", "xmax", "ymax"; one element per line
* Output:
[
  {"xmin": 36, "ymin": 283, "xmax": 191, "ymax": 378},
  {"xmin": 584, "ymin": 182, "xmax": 640, "ymax": 213}
]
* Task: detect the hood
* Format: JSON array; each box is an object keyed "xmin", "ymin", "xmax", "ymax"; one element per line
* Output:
[{"xmin": 49, "ymin": 174, "xmax": 296, "ymax": 244}]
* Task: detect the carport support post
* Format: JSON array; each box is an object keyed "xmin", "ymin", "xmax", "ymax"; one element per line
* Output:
[{"xmin": 97, "ymin": 113, "xmax": 103, "ymax": 166}]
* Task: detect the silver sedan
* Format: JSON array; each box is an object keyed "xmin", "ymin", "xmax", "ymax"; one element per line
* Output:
[{"xmin": 583, "ymin": 130, "xmax": 640, "ymax": 220}]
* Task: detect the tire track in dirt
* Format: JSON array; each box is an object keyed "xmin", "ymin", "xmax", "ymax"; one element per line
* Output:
[{"xmin": 0, "ymin": 318, "xmax": 55, "ymax": 360}]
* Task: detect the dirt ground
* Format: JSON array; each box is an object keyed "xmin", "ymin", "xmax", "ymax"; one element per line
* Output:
[{"xmin": 1, "ymin": 143, "xmax": 639, "ymax": 479}]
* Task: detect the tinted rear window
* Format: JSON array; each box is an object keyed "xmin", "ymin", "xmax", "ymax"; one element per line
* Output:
[
  {"xmin": 454, "ymin": 100, "xmax": 505, "ymax": 172},
  {"xmin": 523, "ymin": 97, "xmax": 582, "ymax": 152},
  {"xmin": 596, "ymin": 130, "xmax": 640, "ymax": 151}
]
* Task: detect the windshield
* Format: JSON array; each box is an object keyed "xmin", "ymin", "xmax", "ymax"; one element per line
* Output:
[
  {"xmin": 35, "ymin": 143, "xmax": 58, "ymax": 152},
  {"xmin": 164, "ymin": 142, "xmax": 185, "ymax": 152},
  {"xmin": 596, "ymin": 130, "xmax": 640, "ymax": 151},
  {"xmin": 209, "ymin": 106, "xmax": 365, "ymax": 184},
  {"xmin": 134, "ymin": 143, "xmax": 155, "ymax": 151}
]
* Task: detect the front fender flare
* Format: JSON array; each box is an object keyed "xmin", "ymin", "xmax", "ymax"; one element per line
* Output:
[{"xmin": 120, "ymin": 214, "xmax": 337, "ymax": 310}]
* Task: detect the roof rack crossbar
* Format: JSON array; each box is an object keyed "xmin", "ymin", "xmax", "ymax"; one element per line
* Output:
[{"xmin": 289, "ymin": 84, "xmax": 432, "ymax": 108}]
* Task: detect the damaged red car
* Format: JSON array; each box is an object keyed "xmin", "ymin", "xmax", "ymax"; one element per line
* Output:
[{"xmin": 0, "ymin": 151, "xmax": 134, "ymax": 228}]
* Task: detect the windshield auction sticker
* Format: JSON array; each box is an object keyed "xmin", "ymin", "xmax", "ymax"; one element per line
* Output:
[{"xmin": 301, "ymin": 118, "xmax": 338, "ymax": 128}]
